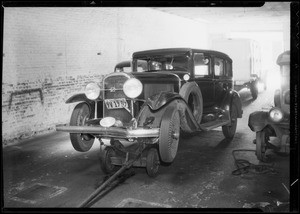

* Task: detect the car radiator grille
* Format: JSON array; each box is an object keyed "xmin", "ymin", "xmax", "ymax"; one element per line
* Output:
[{"xmin": 103, "ymin": 74, "xmax": 133, "ymax": 123}]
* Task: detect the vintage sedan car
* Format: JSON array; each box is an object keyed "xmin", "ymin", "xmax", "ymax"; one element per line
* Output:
[
  {"xmin": 248, "ymin": 50, "xmax": 290, "ymax": 161},
  {"xmin": 56, "ymin": 48, "xmax": 243, "ymax": 177}
]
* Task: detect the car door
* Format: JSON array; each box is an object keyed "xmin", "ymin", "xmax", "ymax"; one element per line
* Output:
[
  {"xmin": 192, "ymin": 52, "xmax": 215, "ymax": 110},
  {"xmin": 213, "ymin": 56, "xmax": 233, "ymax": 107}
]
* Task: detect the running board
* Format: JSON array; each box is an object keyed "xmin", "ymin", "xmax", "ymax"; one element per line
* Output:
[{"xmin": 199, "ymin": 120, "xmax": 230, "ymax": 131}]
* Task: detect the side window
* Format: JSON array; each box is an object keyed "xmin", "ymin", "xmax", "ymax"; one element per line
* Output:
[
  {"xmin": 226, "ymin": 61, "xmax": 232, "ymax": 77},
  {"xmin": 214, "ymin": 57, "xmax": 225, "ymax": 77},
  {"xmin": 194, "ymin": 53, "xmax": 210, "ymax": 76}
]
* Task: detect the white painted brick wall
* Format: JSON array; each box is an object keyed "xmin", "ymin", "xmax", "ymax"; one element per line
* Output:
[{"xmin": 2, "ymin": 7, "xmax": 208, "ymax": 144}]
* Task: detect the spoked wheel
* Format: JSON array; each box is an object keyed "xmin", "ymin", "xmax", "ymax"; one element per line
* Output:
[
  {"xmin": 99, "ymin": 146, "xmax": 118, "ymax": 174},
  {"xmin": 256, "ymin": 130, "xmax": 269, "ymax": 162},
  {"xmin": 222, "ymin": 104, "xmax": 238, "ymax": 139},
  {"xmin": 146, "ymin": 148, "xmax": 160, "ymax": 177},
  {"xmin": 70, "ymin": 102, "xmax": 95, "ymax": 152},
  {"xmin": 159, "ymin": 106, "xmax": 180, "ymax": 163}
]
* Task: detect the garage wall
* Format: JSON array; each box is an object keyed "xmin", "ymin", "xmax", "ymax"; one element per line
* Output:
[{"xmin": 2, "ymin": 7, "xmax": 208, "ymax": 144}]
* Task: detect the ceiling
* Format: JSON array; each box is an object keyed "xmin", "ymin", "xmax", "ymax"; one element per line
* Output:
[{"xmin": 153, "ymin": 2, "xmax": 291, "ymax": 24}]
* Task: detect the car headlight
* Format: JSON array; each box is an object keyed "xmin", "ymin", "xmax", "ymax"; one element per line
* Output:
[
  {"xmin": 85, "ymin": 82, "xmax": 100, "ymax": 100},
  {"xmin": 269, "ymin": 107, "xmax": 284, "ymax": 122},
  {"xmin": 123, "ymin": 78, "xmax": 143, "ymax": 99}
]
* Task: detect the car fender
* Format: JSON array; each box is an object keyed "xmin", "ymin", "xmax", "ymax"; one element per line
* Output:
[
  {"xmin": 137, "ymin": 97, "xmax": 200, "ymax": 133},
  {"xmin": 146, "ymin": 91, "xmax": 183, "ymax": 111},
  {"xmin": 66, "ymin": 93, "xmax": 92, "ymax": 104},
  {"xmin": 66, "ymin": 94, "xmax": 104, "ymax": 118},
  {"xmin": 220, "ymin": 90, "xmax": 243, "ymax": 118},
  {"xmin": 248, "ymin": 111, "xmax": 269, "ymax": 132},
  {"xmin": 231, "ymin": 90, "xmax": 243, "ymax": 118}
]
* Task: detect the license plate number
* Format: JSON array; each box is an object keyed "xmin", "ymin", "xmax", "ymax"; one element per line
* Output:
[{"xmin": 105, "ymin": 98, "xmax": 129, "ymax": 110}]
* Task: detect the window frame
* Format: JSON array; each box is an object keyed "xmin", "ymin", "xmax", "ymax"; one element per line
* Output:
[
  {"xmin": 193, "ymin": 53, "xmax": 212, "ymax": 78},
  {"xmin": 213, "ymin": 57, "xmax": 226, "ymax": 78}
]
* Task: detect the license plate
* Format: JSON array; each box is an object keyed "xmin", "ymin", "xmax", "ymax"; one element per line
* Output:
[{"xmin": 105, "ymin": 98, "xmax": 129, "ymax": 110}]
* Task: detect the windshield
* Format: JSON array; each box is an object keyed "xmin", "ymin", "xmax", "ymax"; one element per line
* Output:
[{"xmin": 132, "ymin": 54, "xmax": 189, "ymax": 72}]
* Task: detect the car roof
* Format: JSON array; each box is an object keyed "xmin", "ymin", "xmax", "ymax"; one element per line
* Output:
[
  {"xmin": 132, "ymin": 48, "xmax": 232, "ymax": 62},
  {"xmin": 115, "ymin": 60, "xmax": 131, "ymax": 68}
]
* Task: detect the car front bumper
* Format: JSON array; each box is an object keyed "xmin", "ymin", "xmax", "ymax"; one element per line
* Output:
[{"xmin": 55, "ymin": 124, "xmax": 160, "ymax": 139}]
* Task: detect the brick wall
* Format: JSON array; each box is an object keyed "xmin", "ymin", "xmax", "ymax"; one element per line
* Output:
[{"xmin": 2, "ymin": 7, "xmax": 208, "ymax": 145}]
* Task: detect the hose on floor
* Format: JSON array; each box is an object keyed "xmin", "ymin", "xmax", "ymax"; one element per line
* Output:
[{"xmin": 231, "ymin": 149, "xmax": 278, "ymax": 176}]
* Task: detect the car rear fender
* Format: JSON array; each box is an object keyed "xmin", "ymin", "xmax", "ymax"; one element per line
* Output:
[
  {"xmin": 226, "ymin": 90, "xmax": 243, "ymax": 118},
  {"xmin": 219, "ymin": 90, "xmax": 242, "ymax": 118},
  {"xmin": 231, "ymin": 90, "xmax": 243, "ymax": 118}
]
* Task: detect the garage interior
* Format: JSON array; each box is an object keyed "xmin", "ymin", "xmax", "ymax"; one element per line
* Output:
[{"xmin": 2, "ymin": 2, "xmax": 296, "ymax": 211}]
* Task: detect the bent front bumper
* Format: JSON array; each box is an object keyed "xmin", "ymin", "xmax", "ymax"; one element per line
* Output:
[{"xmin": 55, "ymin": 124, "xmax": 160, "ymax": 138}]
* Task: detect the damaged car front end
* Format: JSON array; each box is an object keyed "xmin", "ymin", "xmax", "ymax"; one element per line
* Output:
[
  {"xmin": 57, "ymin": 48, "xmax": 242, "ymax": 177},
  {"xmin": 248, "ymin": 50, "xmax": 290, "ymax": 161},
  {"xmin": 56, "ymin": 52, "xmax": 196, "ymax": 177}
]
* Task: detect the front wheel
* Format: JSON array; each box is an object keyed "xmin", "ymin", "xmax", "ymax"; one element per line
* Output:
[
  {"xmin": 159, "ymin": 106, "xmax": 180, "ymax": 163},
  {"xmin": 69, "ymin": 102, "xmax": 95, "ymax": 152},
  {"xmin": 146, "ymin": 148, "xmax": 160, "ymax": 177},
  {"xmin": 99, "ymin": 146, "xmax": 118, "ymax": 174},
  {"xmin": 256, "ymin": 130, "xmax": 268, "ymax": 162},
  {"xmin": 222, "ymin": 104, "xmax": 238, "ymax": 139}
]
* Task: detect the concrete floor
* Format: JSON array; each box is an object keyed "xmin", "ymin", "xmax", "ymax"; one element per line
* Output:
[{"xmin": 3, "ymin": 87, "xmax": 291, "ymax": 211}]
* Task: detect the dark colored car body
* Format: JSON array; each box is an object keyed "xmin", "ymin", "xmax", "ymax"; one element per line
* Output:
[
  {"xmin": 248, "ymin": 50, "xmax": 290, "ymax": 161},
  {"xmin": 56, "ymin": 48, "xmax": 243, "ymax": 177}
]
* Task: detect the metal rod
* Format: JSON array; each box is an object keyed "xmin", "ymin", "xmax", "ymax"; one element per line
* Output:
[
  {"xmin": 94, "ymin": 101, "xmax": 97, "ymax": 119},
  {"xmin": 78, "ymin": 154, "xmax": 140, "ymax": 208},
  {"xmin": 282, "ymin": 183, "xmax": 290, "ymax": 195}
]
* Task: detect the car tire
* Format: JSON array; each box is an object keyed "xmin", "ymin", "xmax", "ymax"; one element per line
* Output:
[
  {"xmin": 99, "ymin": 146, "xmax": 118, "ymax": 174},
  {"xmin": 70, "ymin": 102, "xmax": 95, "ymax": 152},
  {"xmin": 146, "ymin": 147, "xmax": 160, "ymax": 178},
  {"xmin": 159, "ymin": 106, "xmax": 180, "ymax": 163},
  {"xmin": 256, "ymin": 130, "xmax": 268, "ymax": 162},
  {"xmin": 222, "ymin": 104, "xmax": 238, "ymax": 139},
  {"xmin": 250, "ymin": 82, "xmax": 258, "ymax": 100},
  {"xmin": 179, "ymin": 82, "xmax": 203, "ymax": 124}
]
